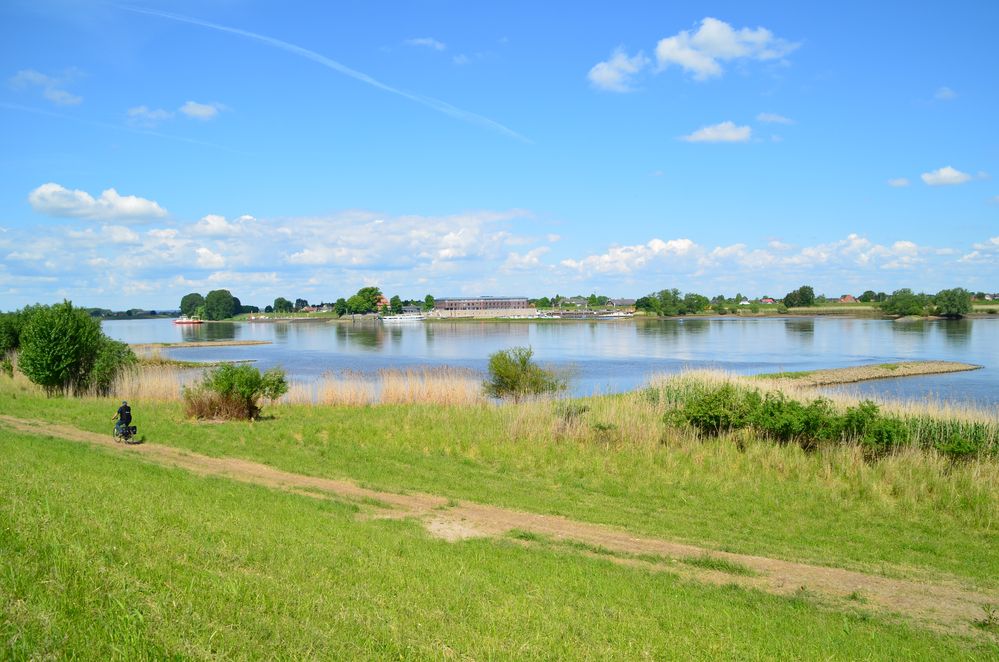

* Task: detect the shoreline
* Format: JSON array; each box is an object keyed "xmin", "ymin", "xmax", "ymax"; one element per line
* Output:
[
  {"xmin": 756, "ymin": 361, "xmax": 982, "ymax": 387},
  {"xmin": 130, "ymin": 340, "xmax": 272, "ymax": 350}
]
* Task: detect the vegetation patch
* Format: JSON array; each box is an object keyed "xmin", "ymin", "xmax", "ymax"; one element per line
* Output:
[
  {"xmin": 679, "ymin": 555, "xmax": 759, "ymax": 577},
  {"xmin": 183, "ymin": 364, "xmax": 288, "ymax": 420}
]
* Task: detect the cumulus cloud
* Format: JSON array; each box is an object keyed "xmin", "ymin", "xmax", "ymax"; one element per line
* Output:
[
  {"xmin": 193, "ymin": 214, "xmax": 256, "ymax": 237},
  {"xmin": 756, "ymin": 112, "xmax": 793, "ymax": 124},
  {"xmin": 561, "ymin": 238, "xmax": 696, "ymax": 274},
  {"xmin": 921, "ymin": 166, "xmax": 971, "ymax": 186},
  {"xmin": 404, "ymin": 37, "xmax": 446, "ymax": 51},
  {"xmin": 28, "ymin": 183, "xmax": 167, "ymax": 221},
  {"xmin": 681, "ymin": 121, "xmax": 751, "ymax": 143},
  {"xmin": 588, "ymin": 48, "xmax": 650, "ymax": 92},
  {"xmin": 655, "ymin": 17, "xmax": 798, "ymax": 80},
  {"xmin": 887, "ymin": 177, "xmax": 910, "ymax": 187},
  {"xmin": 503, "ymin": 246, "xmax": 550, "ymax": 271},
  {"xmin": 195, "ymin": 247, "xmax": 226, "ymax": 268},
  {"xmin": 10, "ymin": 68, "xmax": 83, "ymax": 105},
  {"xmin": 179, "ymin": 100, "xmax": 226, "ymax": 120}
]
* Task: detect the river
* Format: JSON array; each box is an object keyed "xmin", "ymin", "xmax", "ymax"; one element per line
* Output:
[{"xmin": 103, "ymin": 317, "xmax": 999, "ymax": 406}]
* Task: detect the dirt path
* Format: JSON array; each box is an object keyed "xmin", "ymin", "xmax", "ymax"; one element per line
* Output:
[{"xmin": 2, "ymin": 414, "xmax": 996, "ymax": 637}]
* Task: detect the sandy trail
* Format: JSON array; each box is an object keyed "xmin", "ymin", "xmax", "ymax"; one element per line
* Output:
[{"xmin": 2, "ymin": 414, "xmax": 996, "ymax": 637}]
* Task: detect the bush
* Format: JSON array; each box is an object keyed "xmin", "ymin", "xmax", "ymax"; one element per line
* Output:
[
  {"xmin": 184, "ymin": 364, "xmax": 288, "ymax": 419},
  {"xmin": 18, "ymin": 301, "xmax": 103, "ymax": 395},
  {"xmin": 483, "ymin": 347, "xmax": 566, "ymax": 401},
  {"xmin": 682, "ymin": 384, "xmax": 759, "ymax": 435},
  {"xmin": 89, "ymin": 338, "xmax": 138, "ymax": 395}
]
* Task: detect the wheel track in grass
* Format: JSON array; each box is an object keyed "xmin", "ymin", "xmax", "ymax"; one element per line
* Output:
[{"xmin": 2, "ymin": 414, "xmax": 996, "ymax": 639}]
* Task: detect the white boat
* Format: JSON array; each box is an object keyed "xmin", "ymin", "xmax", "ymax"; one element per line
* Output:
[
  {"xmin": 173, "ymin": 315, "xmax": 204, "ymax": 325},
  {"xmin": 380, "ymin": 312, "xmax": 426, "ymax": 323}
]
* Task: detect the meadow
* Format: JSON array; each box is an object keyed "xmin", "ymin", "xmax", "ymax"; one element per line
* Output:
[{"xmin": 2, "ymin": 365, "xmax": 998, "ymax": 657}]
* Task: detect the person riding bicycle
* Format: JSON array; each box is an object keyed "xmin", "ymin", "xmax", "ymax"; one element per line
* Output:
[{"xmin": 112, "ymin": 400, "xmax": 132, "ymax": 438}]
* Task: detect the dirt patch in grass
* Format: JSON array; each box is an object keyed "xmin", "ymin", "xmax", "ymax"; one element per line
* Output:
[{"xmin": 2, "ymin": 413, "xmax": 996, "ymax": 638}]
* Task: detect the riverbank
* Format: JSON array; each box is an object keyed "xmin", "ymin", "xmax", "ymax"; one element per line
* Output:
[
  {"xmin": 757, "ymin": 361, "xmax": 982, "ymax": 387},
  {"xmin": 1, "ymin": 368, "xmax": 997, "ymax": 657},
  {"xmin": 129, "ymin": 340, "xmax": 271, "ymax": 350}
]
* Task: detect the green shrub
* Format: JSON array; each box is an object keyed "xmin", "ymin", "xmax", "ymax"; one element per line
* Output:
[
  {"xmin": 89, "ymin": 338, "xmax": 137, "ymax": 396},
  {"xmin": 682, "ymin": 384, "xmax": 759, "ymax": 435},
  {"xmin": 185, "ymin": 364, "xmax": 288, "ymax": 419},
  {"xmin": 18, "ymin": 301, "xmax": 103, "ymax": 395},
  {"xmin": 483, "ymin": 347, "xmax": 566, "ymax": 401},
  {"xmin": 749, "ymin": 392, "xmax": 838, "ymax": 447}
]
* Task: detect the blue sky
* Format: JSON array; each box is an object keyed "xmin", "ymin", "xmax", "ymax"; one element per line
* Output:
[{"xmin": 1, "ymin": 0, "xmax": 997, "ymax": 309}]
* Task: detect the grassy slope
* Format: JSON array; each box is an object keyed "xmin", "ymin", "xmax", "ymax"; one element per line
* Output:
[
  {"xmin": 2, "ymin": 379, "xmax": 997, "ymax": 591},
  {"xmin": 2, "ymin": 431, "xmax": 993, "ymax": 660}
]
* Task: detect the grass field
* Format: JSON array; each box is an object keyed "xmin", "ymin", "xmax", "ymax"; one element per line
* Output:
[
  {"xmin": 3, "ymin": 430, "xmax": 996, "ymax": 659},
  {"xmin": 2, "ymin": 366, "xmax": 998, "ymax": 657}
]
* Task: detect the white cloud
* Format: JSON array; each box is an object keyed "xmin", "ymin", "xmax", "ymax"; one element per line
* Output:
[
  {"xmin": 681, "ymin": 121, "xmax": 751, "ymax": 143},
  {"xmin": 28, "ymin": 183, "xmax": 167, "ymax": 221},
  {"xmin": 452, "ymin": 54, "xmax": 471, "ymax": 65},
  {"xmin": 404, "ymin": 37, "xmax": 446, "ymax": 51},
  {"xmin": 195, "ymin": 247, "xmax": 226, "ymax": 268},
  {"xmin": 768, "ymin": 240, "xmax": 792, "ymax": 251},
  {"xmin": 10, "ymin": 68, "xmax": 83, "ymax": 105},
  {"xmin": 561, "ymin": 238, "xmax": 696, "ymax": 274},
  {"xmin": 921, "ymin": 166, "xmax": 971, "ymax": 186},
  {"xmin": 503, "ymin": 247, "xmax": 550, "ymax": 271},
  {"xmin": 756, "ymin": 112, "xmax": 793, "ymax": 124},
  {"xmin": 127, "ymin": 105, "xmax": 174, "ymax": 127},
  {"xmin": 179, "ymin": 101, "xmax": 226, "ymax": 120},
  {"xmin": 193, "ymin": 214, "xmax": 255, "ymax": 237},
  {"xmin": 887, "ymin": 177, "xmax": 910, "ymax": 188},
  {"xmin": 934, "ymin": 86, "xmax": 956, "ymax": 101},
  {"xmin": 588, "ymin": 48, "xmax": 649, "ymax": 92},
  {"xmin": 654, "ymin": 17, "xmax": 798, "ymax": 80}
]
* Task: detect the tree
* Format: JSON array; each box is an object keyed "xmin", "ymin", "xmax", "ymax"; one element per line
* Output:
[
  {"xmin": 355, "ymin": 287, "xmax": 383, "ymax": 312},
  {"xmin": 389, "ymin": 295, "xmax": 403, "ymax": 314},
  {"xmin": 180, "ymin": 292, "xmax": 205, "ymax": 317},
  {"xmin": 783, "ymin": 285, "xmax": 815, "ymax": 308},
  {"xmin": 881, "ymin": 289, "xmax": 927, "ymax": 316},
  {"xmin": 933, "ymin": 288, "xmax": 972, "ymax": 318},
  {"xmin": 424, "ymin": 294, "xmax": 435, "ymax": 310},
  {"xmin": 535, "ymin": 296, "xmax": 552, "ymax": 309},
  {"xmin": 682, "ymin": 293, "xmax": 710, "ymax": 314},
  {"xmin": 273, "ymin": 297, "xmax": 293, "ymax": 313},
  {"xmin": 294, "ymin": 298, "xmax": 309, "ymax": 311},
  {"xmin": 204, "ymin": 290, "xmax": 236, "ymax": 320},
  {"xmin": 334, "ymin": 298, "xmax": 348, "ymax": 317},
  {"xmin": 264, "ymin": 305, "xmax": 274, "ymax": 313},
  {"xmin": 17, "ymin": 301, "xmax": 133, "ymax": 395},
  {"xmin": 858, "ymin": 290, "xmax": 877, "ymax": 303},
  {"xmin": 184, "ymin": 364, "xmax": 288, "ymax": 420}
]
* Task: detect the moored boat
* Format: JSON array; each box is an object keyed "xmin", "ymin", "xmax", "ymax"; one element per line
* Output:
[{"xmin": 173, "ymin": 315, "xmax": 204, "ymax": 325}]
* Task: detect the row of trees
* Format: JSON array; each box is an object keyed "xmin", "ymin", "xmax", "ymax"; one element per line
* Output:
[
  {"xmin": 633, "ymin": 284, "xmax": 975, "ymax": 318},
  {"xmin": 180, "ymin": 291, "xmax": 258, "ymax": 321},
  {"xmin": 0, "ymin": 301, "xmax": 136, "ymax": 395}
]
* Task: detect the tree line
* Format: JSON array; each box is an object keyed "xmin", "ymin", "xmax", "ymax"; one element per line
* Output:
[
  {"xmin": 180, "ymin": 288, "xmax": 436, "ymax": 320},
  {"xmin": 633, "ymin": 285, "xmax": 976, "ymax": 318}
]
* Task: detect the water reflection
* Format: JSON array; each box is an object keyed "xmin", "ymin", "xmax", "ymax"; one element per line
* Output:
[
  {"xmin": 939, "ymin": 319, "xmax": 972, "ymax": 347},
  {"xmin": 102, "ymin": 317, "xmax": 999, "ymax": 405}
]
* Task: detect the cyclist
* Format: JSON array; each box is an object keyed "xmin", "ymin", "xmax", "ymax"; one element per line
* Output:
[{"xmin": 112, "ymin": 400, "xmax": 132, "ymax": 440}]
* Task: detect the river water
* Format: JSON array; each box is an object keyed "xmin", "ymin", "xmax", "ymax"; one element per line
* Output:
[{"xmin": 103, "ymin": 317, "xmax": 999, "ymax": 406}]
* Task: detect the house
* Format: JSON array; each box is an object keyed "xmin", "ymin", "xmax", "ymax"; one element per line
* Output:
[
  {"xmin": 300, "ymin": 305, "xmax": 318, "ymax": 313},
  {"xmin": 376, "ymin": 295, "xmax": 390, "ymax": 309},
  {"xmin": 402, "ymin": 304, "xmax": 421, "ymax": 314},
  {"xmin": 760, "ymin": 297, "xmax": 776, "ymax": 304},
  {"xmin": 608, "ymin": 298, "xmax": 636, "ymax": 308},
  {"xmin": 738, "ymin": 299, "xmax": 750, "ymax": 305},
  {"xmin": 839, "ymin": 295, "xmax": 857, "ymax": 304}
]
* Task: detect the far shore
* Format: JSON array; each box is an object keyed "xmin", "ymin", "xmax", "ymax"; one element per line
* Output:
[{"xmin": 129, "ymin": 340, "xmax": 272, "ymax": 350}]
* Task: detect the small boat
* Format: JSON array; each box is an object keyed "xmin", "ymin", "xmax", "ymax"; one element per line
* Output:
[
  {"xmin": 380, "ymin": 312, "xmax": 426, "ymax": 323},
  {"xmin": 173, "ymin": 315, "xmax": 204, "ymax": 325}
]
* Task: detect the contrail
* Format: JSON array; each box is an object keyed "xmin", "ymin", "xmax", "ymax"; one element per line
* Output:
[
  {"xmin": 120, "ymin": 6, "xmax": 532, "ymax": 144},
  {"xmin": 0, "ymin": 101, "xmax": 252, "ymax": 155}
]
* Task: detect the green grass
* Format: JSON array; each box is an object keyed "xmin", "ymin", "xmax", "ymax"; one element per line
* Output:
[
  {"xmin": 2, "ymin": 431, "xmax": 995, "ymax": 659},
  {"xmin": 1, "ymin": 378, "xmax": 997, "ymax": 592}
]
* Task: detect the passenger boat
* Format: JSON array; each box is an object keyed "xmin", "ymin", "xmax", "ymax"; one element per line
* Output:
[
  {"xmin": 380, "ymin": 312, "xmax": 426, "ymax": 323},
  {"xmin": 173, "ymin": 315, "xmax": 204, "ymax": 325}
]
